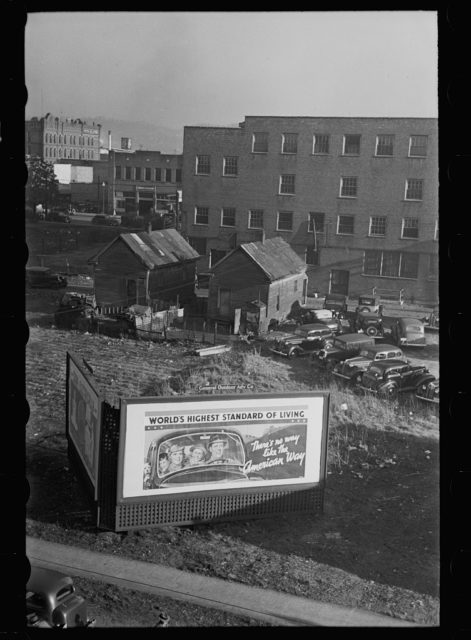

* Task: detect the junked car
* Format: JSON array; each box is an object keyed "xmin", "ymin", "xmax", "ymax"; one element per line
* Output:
[
  {"xmin": 416, "ymin": 378, "xmax": 439, "ymax": 405},
  {"xmin": 358, "ymin": 360, "xmax": 436, "ymax": 399},
  {"xmin": 26, "ymin": 266, "xmax": 68, "ymax": 289},
  {"xmin": 26, "ymin": 566, "xmax": 95, "ymax": 628},
  {"xmin": 332, "ymin": 344, "xmax": 407, "ymax": 384},
  {"xmin": 270, "ymin": 323, "xmax": 334, "ymax": 358},
  {"xmin": 390, "ymin": 317, "xmax": 426, "ymax": 348},
  {"xmin": 314, "ymin": 333, "xmax": 376, "ymax": 368},
  {"xmin": 356, "ymin": 293, "xmax": 381, "ymax": 314},
  {"xmin": 323, "ymin": 292, "xmax": 348, "ymax": 315},
  {"xmin": 352, "ymin": 311, "xmax": 384, "ymax": 337}
]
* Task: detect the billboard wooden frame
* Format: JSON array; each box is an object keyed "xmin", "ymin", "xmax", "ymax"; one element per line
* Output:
[
  {"xmin": 66, "ymin": 351, "xmax": 104, "ymax": 501},
  {"xmin": 113, "ymin": 391, "xmax": 329, "ymax": 529}
]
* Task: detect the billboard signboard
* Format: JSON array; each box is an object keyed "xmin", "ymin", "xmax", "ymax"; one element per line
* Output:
[
  {"xmin": 117, "ymin": 392, "xmax": 329, "ymax": 501},
  {"xmin": 66, "ymin": 352, "xmax": 103, "ymax": 499}
]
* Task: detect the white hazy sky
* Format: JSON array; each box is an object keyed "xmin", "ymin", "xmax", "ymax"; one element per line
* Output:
[{"xmin": 25, "ymin": 11, "xmax": 438, "ymax": 128}]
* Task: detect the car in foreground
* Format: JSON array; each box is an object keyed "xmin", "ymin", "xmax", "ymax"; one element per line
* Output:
[
  {"xmin": 26, "ymin": 266, "xmax": 67, "ymax": 289},
  {"xmin": 314, "ymin": 333, "xmax": 376, "ymax": 368},
  {"xmin": 352, "ymin": 311, "xmax": 384, "ymax": 337},
  {"xmin": 26, "ymin": 566, "xmax": 95, "ymax": 628},
  {"xmin": 390, "ymin": 317, "xmax": 426, "ymax": 348},
  {"xmin": 358, "ymin": 360, "xmax": 436, "ymax": 399},
  {"xmin": 332, "ymin": 344, "xmax": 406, "ymax": 384},
  {"xmin": 270, "ymin": 323, "xmax": 334, "ymax": 358},
  {"xmin": 416, "ymin": 378, "xmax": 439, "ymax": 405}
]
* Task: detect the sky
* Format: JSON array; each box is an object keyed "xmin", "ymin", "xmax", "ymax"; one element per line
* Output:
[{"xmin": 25, "ymin": 11, "xmax": 438, "ymax": 130}]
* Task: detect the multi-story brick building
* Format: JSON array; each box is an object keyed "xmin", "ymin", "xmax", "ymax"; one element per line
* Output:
[
  {"xmin": 181, "ymin": 116, "xmax": 438, "ymax": 305},
  {"xmin": 25, "ymin": 113, "xmax": 101, "ymax": 162},
  {"xmin": 109, "ymin": 149, "xmax": 182, "ymax": 216}
]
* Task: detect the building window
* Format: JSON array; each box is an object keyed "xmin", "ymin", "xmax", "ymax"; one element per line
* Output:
[
  {"xmin": 155, "ymin": 168, "xmax": 162, "ymax": 182},
  {"xmin": 64, "ymin": 135, "xmax": 67, "ymax": 144},
  {"xmin": 125, "ymin": 166, "xmax": 132, "ymax": 180},
  {"xmin": 210, "ymin": 249, "xmax": 227, "ymax": 267},
  {"xmin": 189, "ymin": 236, "xmax": 207, "ymax": 255},
  {"xmin": 196, "ymin": 155, "xmax": 210, "ymax": 175},
  {"xmin": 401, "ymin": 217, "xmax": 419, "ymax": 239},
  {"xmin": 58, "ymin": 148, "xmax": 62, "ymax": 158},
  {"xmin": 306, "ymin": 247, "xmax": 319, "ymax": 266},
  {"xmin": 176, "ymin": 169, "xmax": 182, "ymax": 182},
  {"xmin": 277, "ymin": 211, "xmax": 293, "ymax": 231},
  {"xmin": 337, "ymin": 215, "xmax": 355, "ymax": 235},
  {"xmin": 145, "ymin": 167, "xmax": 151, "ymax": 181},
  {"xmin": 409, "ymin": 135, "xmax": 428, "ymax": 157},
  {"xmin": 340, "ymin": 176, "xmax": 358, "ymax": 197},
  {"xmin": 428, "ymin": 254, "xmax": 438, "ymax": 280},
  {"xmin": 375, "ymin": 135, "xmax": 394, "ymax": 156},
  {"xmin": 135, "ymin": 167, "xmax": 142, "ymax": 181},
  {"xmin": 252, "ymin": 132, "xmax": 268, "ymax": 153},
  {"xmin": 405, "ymin": 179, "xmax": 423, "ymax": 201},
  {"xmin": 363, "ymin": 250, "xmax": 419, "ymax": 279},
  {"xmin": 294, "ymin": 279, "xmax": 298, "ymax": 292},
  {"xmin": 195, "ymin": 206, "xmax": 209, "ymax": 225},
  {"xmin": 281, "ymin": 133, "xmax": 298, "ymax": 154},
  {"xmin": 165, "ymin": 168, "xmax": 172, "ymax": 182},
  {"xmin": 221, "ymin": 207, "xmax": 236, "ymax": 227},
  {"xmin": 223, "ymin": 156, "xmax": 238, "ymax": 176},
  {"xmin": 279, "ymin": 174, "xmax": 296, "ymax": 195},
  {"xmin": 308, "ymin": 212, "xmax": 325, "ymax": 233},
  {"xmin": 248, "ymin": 209, "xmax": 264, "ymax": 229},
  {"xmin": 313, "ymin": 134, "xmax": 329, "ymax": 154},
  {"xmin": 369, "ymin": 216, "xmax": 387, "ymax": 236},
  {"xmin": 276, "ymin": 294, "xmax": 280, "ymax": 311},
  {"xmin": 59, "ymin": 134, "xmax": 62, "ymax": 143},
  {"xmin": 343, "ymin": 134, "xmax": 361, "ymax": 155}
]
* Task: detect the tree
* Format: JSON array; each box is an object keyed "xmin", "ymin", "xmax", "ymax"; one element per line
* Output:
[{"xmin": 26, "ymin": 158, "xmax": 59, "ymax": 213}]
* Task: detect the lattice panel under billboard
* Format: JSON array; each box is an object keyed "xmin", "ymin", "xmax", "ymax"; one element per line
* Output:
[{"xmin": 114, "ymin": 486, "xmax": 323, "ymax": 530}]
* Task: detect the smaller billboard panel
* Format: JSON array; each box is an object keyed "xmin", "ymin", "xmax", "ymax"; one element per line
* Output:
[
  {"xmin": 118, "ymin": 393, "xmax": 328, "ymax": 501},
  {"xmin": 67, "ymin": 353, "xmax": 102, "ymax": 498}
]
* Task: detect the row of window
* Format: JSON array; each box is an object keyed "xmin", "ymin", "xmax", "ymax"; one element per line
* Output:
[
  {"xmin": 250, "ymin": 132, "xmax": 428, "ymax": 157},
  {"xmin": 193, "ymin": 206, "xmax": 438, "ymax": 240},
  {"xmin": 45, "ymin": 147, "xmax": 96, "ymax": 159},
  {"xmin": 115, "ymin": 166, "xmax": 181, "ymax": 183},
  {"xmin": 44, "ymin": 133, "xmax": 96, "ymax": 145}
]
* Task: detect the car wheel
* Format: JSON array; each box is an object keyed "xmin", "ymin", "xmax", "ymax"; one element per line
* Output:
[
  {"xmin": 366, "ymin": 326, "xmax": 378, "ymax": 336},
  {"xmin": 288, "ymin": 349, "xmax": 299, "ymax": 358},
  {"xmin": 381, "ymin": 385, "xmax": 398, "ymax": 400}
]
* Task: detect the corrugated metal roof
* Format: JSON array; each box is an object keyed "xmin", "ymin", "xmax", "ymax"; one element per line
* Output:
[
  {"xmin": 97, "ymin": 229, "xmax": 200, "ymax": 269},
  {"xmin": 238, "ymin": 237, "xmax": 306, "ymax": 281}
]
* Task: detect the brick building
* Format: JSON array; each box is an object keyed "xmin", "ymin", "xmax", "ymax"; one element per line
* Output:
[
  {"xmin": 109, "ymin": 149, "xmax": 182, "ymax": 217},
  {"xmin": 25, "ymin": 113, "xmax": 101, "ymax": 162},
  {"xmin": 181, "ymin": 116, "xmax": 438, "ymax": 305}
]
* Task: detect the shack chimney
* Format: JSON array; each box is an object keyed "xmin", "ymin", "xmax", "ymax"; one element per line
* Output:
[
  {"xmin": 147, "ymin": 221, "xmax": 152, "ymax": 234},
  {"xmin": 261, "ymin": 228, "xmax": 266, "ymax": 244},
  {"xmin": 108, "ymin": 131, "xmax": 112, "ymax": 151}
]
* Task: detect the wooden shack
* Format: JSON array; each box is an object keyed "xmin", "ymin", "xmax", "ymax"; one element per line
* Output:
[
  {"xmin": 207, "ymin": 237, "xmax": 308, "ymax": 333},
  {"xmin": 88, "ymin": 229, "xmax": 200, "ymax": 309}
]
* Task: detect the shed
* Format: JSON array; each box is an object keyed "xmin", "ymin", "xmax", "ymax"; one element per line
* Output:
[
  {"xmin": 207, "ymin": 237, "xmax": 308, "ymax": 333},
  {"xmin": 88, "ymin": 229, "xmax": 200, "ymax": 309}
]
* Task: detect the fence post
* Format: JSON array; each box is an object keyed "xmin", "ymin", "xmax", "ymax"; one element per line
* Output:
[{"xmin": 214, "ymin": 322, "xmax": 217, "ymax": 345}]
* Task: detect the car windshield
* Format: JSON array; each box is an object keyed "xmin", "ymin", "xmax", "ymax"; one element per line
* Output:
[
  {"xmin": 155, "ymin": 431, "xmax": 246, "ymax": 477},
  {"xmin": 312, "ymin": 310, "xmax": 333, "ymax": 319}
]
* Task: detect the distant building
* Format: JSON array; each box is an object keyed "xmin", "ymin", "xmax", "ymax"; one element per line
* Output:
[
  {"xmin": 25, "ymin": 114, "xmax": 101, "ymax": 163},
  {"xmin": 181, "ymin": 116, "xmax": 438, "ymax": 305},
  {"xmin": 108, "ymin": 149, "xmax": 182, "ymax": 217}
]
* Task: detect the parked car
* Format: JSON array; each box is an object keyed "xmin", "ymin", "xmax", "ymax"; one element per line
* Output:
[
  {"xmin": 416, "ymin": 378, "xmax": 439, "ymax": 405},
  {"xmin": 26, "ymin": 266, "xmax": 67, "ymax": 289},
  {"xmin": 332, "ymin": 344, "xmax": 407, "ymax": 385},
  {"xmin": 390, "ymin": 317, "xmax": 426, "ymax": 348},
  {"xmin": 358, "ymin": 360, "xmax": 435, "ymax": 399},
  {"xmin": 270, "ymin": 323, "xmax": 334, "ymax": 358},
  {"xmin": 92, "ymin": 214, "xmax": 121, "ymax": 226},
  {"xmin": 298, "ymin": 308, "xmax": 349, "ymax": 334},
  {"xmin": 356, "ymin": 293, "xmax": 381, "ymax": 314},
  {"xmin": 314, "ymin": 333, "xmax": 376, "ymax": 368},
  {"xmin": 26, "ymin": 566, "xmax": 95, "ymax": 628},
  {"xmin": 47, "ymin": 210, "xmax": 71, "ymax": 223},
  {"xmin": 323, "ymin": 292, "xmax": 348, "ymax": 315},
  {"xmin": 352, "ymin": 311, "xmax": 384, "ymax": 336}
]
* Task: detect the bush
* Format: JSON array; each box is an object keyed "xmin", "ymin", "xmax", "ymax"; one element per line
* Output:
[{"xmin": 121, "ymin": 215, "xmax": 146, "ymax": 229}]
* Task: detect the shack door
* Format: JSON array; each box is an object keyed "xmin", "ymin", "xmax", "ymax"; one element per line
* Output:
[{"xmin": 329, "ymin": 269, "xmax": 350, "ymax": 295}]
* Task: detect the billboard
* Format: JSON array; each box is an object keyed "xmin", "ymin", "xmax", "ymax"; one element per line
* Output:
[
  {"xmin": 117, "ymin": 392, "xmax": 328, "ymax": 501},
  {"xmin": 66, "ymin": 353, "xmax": 103, "ymax": 498}
]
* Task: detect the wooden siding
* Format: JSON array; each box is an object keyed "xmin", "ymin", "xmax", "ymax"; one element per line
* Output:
[
  {"xmin": 94, "ymin": 239, "xmax": 147, "ymax": 306},
  {"xmin": 148, "ymin": 262, "xmax": 197, "ymax": 305}
]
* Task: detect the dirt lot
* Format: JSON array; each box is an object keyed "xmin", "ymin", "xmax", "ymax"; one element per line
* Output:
[{"xmin": 25, "ymin": 288, "xmax": 440, "ymax": 627}]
